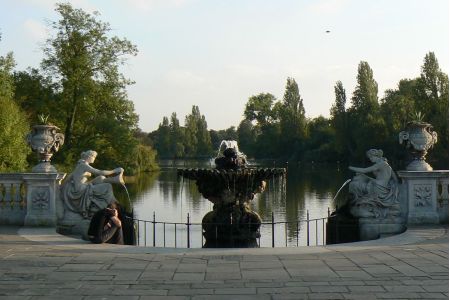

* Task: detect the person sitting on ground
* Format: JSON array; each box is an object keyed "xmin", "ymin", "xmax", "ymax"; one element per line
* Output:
[{"xmin": 88, "ymin": 202, "xmax": 124, "ymax": 244}]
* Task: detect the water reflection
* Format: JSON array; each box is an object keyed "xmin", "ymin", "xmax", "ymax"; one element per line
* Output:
[{"xmin": 117, "ymin": 160, "xmax": 351, "ymax": 247}]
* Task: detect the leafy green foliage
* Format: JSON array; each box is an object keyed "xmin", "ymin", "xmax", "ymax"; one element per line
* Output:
[
  {"xmin": 244, "ymin": 93, "xmax": 278, "ymax": 127},
  {"xmin": 279, "ymin": 78, "xmax": 307, "ymax": 159},
  {"xmin": 304, "ymin": 116, "xmax": 337, "ymax": 162},
  {"xmin": 210, "ymin": 127, "xmax": 238, "ymax": 151},
  {"xmin": 330, "ymin": 81, "xmax": 348, "ymax": 158},
  {"xmin": 237, "ymin": 119, "xmax": 257, "ymax": 157},
  {"xmin": 33, "ymin": 3, "xmax": 155, "ymax": 173},
  {"xmin": 149, "ymin": 55, "xmax": 448, "ymax": 169},
  {"xmin": 0, "ymin": 42, "xmax": 30, "ymax": 172},
  {"xmin": 1, "ymin": 4, "xmax": 157, "ymax": 174},
  {"xmin": 347, "ymin": 61, "xmax": 387, "ymax": 162},
  {"xmin": 152, "ymin": 106, "xmax": 212, "ymax": 158},
  {"xmin": 379, "ymin": 52, "xmax": 449, "ymax": 168}
]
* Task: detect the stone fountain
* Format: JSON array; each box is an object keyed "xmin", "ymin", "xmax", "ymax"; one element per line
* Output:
[{"xmin": 177, "ymin": 141, "xmax": 286, "ymax": 247}]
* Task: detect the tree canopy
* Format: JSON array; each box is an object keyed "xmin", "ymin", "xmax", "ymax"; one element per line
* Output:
[
  {"xmin": 0, "ymin": 35, "xmax": 30, "ymax": 171},
  {"xmin": 0, "ymin": 4, "xmax": 158, "ymax": 174},
  {"xmin": 150, "ymin": 53, "xmax": 448, "ymax": 170},
  {"xmin": 1, "ymin": 3, "xmax": 447, "ymax": 171}
]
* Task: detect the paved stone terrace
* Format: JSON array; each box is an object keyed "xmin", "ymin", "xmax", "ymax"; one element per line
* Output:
[{"xmin": 0, "ymin": 226, "xmax": 448, "ymax": 300}]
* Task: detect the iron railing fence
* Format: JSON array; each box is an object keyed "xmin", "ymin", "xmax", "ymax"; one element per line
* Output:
[{"xmin": 129, "ymin": 209, "xmax": 336, "ymax": 248}]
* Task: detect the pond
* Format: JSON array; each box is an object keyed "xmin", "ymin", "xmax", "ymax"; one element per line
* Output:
[{"xmin": 116, "ymin": 160, "xmax": 351, "ymax": 248}]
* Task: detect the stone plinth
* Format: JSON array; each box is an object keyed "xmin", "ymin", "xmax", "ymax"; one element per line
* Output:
[
  {"xmin": 23, "ymin": 173, "xmax": 65, "ymax": 226},
  {"xmin": 398, "ymin": 171, "xmax": 449, "ymax": 225},
  {"xmin": 56, "ymin": 210, "xmax": 91, "ymax": 239},
  {"xmin": 359, "ymin": 217, "xmax": 406, "ymax": 240}
]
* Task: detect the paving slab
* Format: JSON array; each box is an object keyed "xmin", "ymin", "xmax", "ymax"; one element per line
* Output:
[{"xmin": 0, "ymin": 225, "xmax": 447, "ymax": 299}]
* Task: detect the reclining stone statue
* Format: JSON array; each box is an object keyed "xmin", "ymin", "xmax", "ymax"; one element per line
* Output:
[
  {"xmin": 59, "ymin": 150, "xmax": 124, "ymax": 219},
  {"xmin": 348, "ymin": 149, "xmax": 400, "ymax": 219}
]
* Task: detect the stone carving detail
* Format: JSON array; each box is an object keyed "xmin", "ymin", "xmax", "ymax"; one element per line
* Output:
[
  {"xmin": 31, "ymin": 186, "xmax": 50, "ymax": 210},
  {"xmin": 399, "ymin": 121, "xmax": 437, "ymax": 171},
  {"xmin": 413, "ymin": 184, "xmax": 432, "ymax": 207},
  {"xmin": 27, "ymin": 124, "xmax": 65, "ymax": 172},
  {"xmin": 348, "ymin": 149, "xmax": 400, "ymax": 219}
]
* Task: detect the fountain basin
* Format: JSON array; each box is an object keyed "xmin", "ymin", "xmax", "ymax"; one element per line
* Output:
[{"xmin": 178, "ymin": 167, "xmax": 286, "ymax": 247}]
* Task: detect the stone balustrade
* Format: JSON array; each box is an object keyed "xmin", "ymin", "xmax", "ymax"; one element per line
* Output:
[{"xmin": 0, "ymin": 173, "xmax": 65, "ymax": 226}]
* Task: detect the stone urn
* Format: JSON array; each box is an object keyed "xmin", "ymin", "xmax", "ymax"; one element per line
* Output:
[
  {"xmin": 399, "ymin": 121, "xmax": 437, "ymax": 171},
  {"xmin": 27, "ymin": 124, "xmax": 65, "ymax": 172}
]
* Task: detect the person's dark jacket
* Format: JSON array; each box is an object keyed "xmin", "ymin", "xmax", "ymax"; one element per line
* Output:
[{"xmin": 88, "ymin": 208, "xmax": 123, "ymax": 244}]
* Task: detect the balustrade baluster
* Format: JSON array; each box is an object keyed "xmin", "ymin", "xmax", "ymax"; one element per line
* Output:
[
  {"xmin": 12, "ymin": 183, "xmax": 20, "ymax": 209},
  {"xmin": 0, "ymin": 183, "xmax": 4, "ymax": 206},
  {"xmin": 174, "ymin": 224, "xmax": 177, "ymax": 248},
  {"xmin": 163, "ymin": 223, "xmax": 166, "ymax": 247},
  {"xmin": 4, "ymin": 184, "xmax": 12, "ymax": 208},
  {"xmin": 306, "ymin": 210, "xmax": 310, "ymax": 246}
]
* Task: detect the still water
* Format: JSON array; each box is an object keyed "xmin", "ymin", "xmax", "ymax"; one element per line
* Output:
[{"xmin": 116, "ymin": 160, "xmax": 350, "ymax": 248}]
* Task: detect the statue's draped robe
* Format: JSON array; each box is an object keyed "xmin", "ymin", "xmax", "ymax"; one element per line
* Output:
[
  {"xmin": 61, "ymin": 161, "xmax": 115, "ymax": 218},
  {"xmin": 349, "ymin": 174, "xmax": 400, "ymax": 218}
]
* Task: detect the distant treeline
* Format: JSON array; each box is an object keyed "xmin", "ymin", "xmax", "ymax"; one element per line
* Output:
[
  {"xmin": 0, "ymin": 3, "xmax": 158, "ymax": 174},
  {"xmin": 150, "ymin": 53, "xmax": 448, "ymax": 169}
]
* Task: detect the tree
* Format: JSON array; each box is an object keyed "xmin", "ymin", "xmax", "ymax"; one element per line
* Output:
[
  {"xmin": 416, "ymin": 52, "xmax": 449, "ymax": 168},
  {"xmin": 210, "ymin": 126, "xmax": 238, "ymax": 152},
  {"xmin": 330, "ymin": 81, "xmax": 349, "ymax": 157},
  {"xmin": 169, "ymin": 112, "xmax": 185, "ymax": 158},
  {"xmin": 379, "ymin": 79, "xmax": 417, "ymax": 165},
  {"xmin": 419, "ymin": 52, "xmax": 447, "ymax": 102},
  {"xmin": 351, "ymin": 61, "xmax": 379, "ymax": 113},
  {"xmin": 133, "ymin": 144, "xmax": 159, "ymax": 173},
  {"xmin": 154, "ymin": 116, "xmax": 171, "ymax": 158},
  {"xmin": 279, "ymin": 77, "xmax": 306, "ymax": 159},
  {"xmin": 347, "ymin": 61, "xmax": 386, "ymax": 161},
  {"xmin": 37, "ymin": 3, "xmax": 151, "ymax": 173},
  {"xmin": 243, "ymin": 93, "xmax": 281, "ymax": 158},
  {"xmin": 13, "ymin": 68, "xmax": 62, "ymax": 124},
  {"xmin": 244, "ymin": 93, "xmax": 278, "ymax": 127},
  {"xmin": 197, "ymin": 115, "xmax": 212, "ymax": 156},
  {"xmin": 304, "ymin": 116, "xmax": 337, "ymax": 162},
  {"xmin": 237, "ymin": 120, "xmax": 256, "ymax": 157},
  {"xmin": 42, "ymin": 3, "xmax": 138, "ymax": 148},
  {"xmin": 0, "ymin": 38, "xmax": 30, "ymax": 171},
  {"xmin": 184, "ymin": 106, "xmax": 212, "ymax": 157}
]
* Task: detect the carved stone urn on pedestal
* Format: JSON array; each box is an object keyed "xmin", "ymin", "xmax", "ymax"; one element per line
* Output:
[
  {"xmin": 27, "ymin": 124, "xmax": 65, "ymax": 172},
  {"xmin": 399, "ymin": 121, "xmax": 437, "ymax": 171}
]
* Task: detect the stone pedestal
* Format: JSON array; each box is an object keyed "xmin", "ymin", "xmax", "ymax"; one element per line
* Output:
[
  {"xmin": 32, "ymin": 162, "xmax": 58, "ymax": 173},
  {"xmin": 359, "ymin": 217, "xmax": 406, "ymax": 240},
  {"xmin": 56, "ymin": 210, "xmax": 91, "ymax": 239},
  {"xmin": 398, "ymin": 171, "xmax": 449, "ymax": 225},
  {"xmin": 23, "ymin": 173, "xmax": 65, "ymax": 226}
]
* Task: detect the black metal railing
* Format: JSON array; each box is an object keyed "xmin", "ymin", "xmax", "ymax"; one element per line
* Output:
[{"xmin": 129, "ymin": 208, "xmax": 336, "ymax": 248}]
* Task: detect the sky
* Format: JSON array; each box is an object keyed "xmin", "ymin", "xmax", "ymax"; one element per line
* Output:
[{"xmin": 0, "ymin": 0, "xmax": 448, "ymax": 132}]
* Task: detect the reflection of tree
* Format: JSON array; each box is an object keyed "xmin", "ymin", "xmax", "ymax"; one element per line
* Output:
[
  {"xmin": 252, "ymin": 163, "xmax": 349, "ymax": 240},
  {"xmin": 156, "ymin": 169, "xmax": 203, "ymax": 209},
  {"xmin": 157, "ymin": 169, "xmax": 180, "ymax": 206},
  {"xmin": 184, "ymin": 179, "xmax": 203, "ymax": 206},
  {"xmin": 114, "ymin": 171, "xmax": 159, "ymax": 211},
  {"xmin": 123, "ymin": 161, "xmax": 351, "ymax": 243}
]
